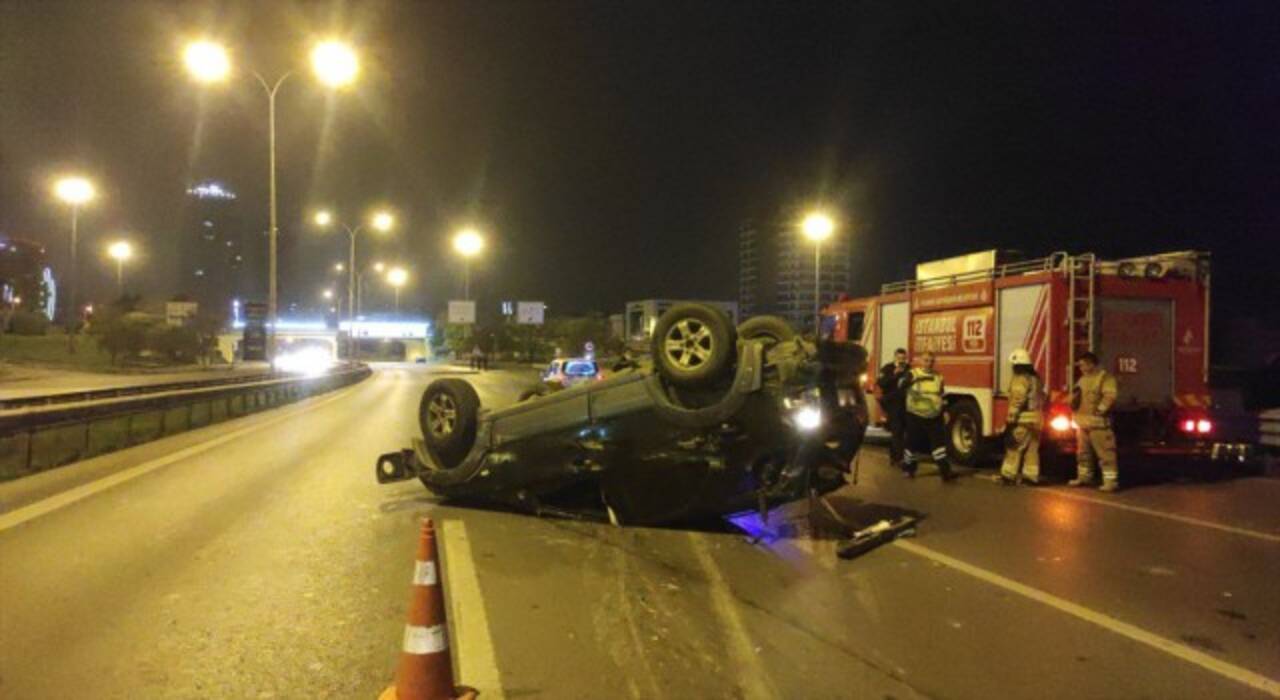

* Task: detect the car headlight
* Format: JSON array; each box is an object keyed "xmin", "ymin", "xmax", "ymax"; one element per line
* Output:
[{"xmin": 793, "ymin": 405, "xmax": 822, "ymax": 432}]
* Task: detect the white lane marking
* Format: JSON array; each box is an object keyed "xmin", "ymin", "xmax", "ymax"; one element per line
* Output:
[
  {"xmin": 439, "ymin": 519, "xmax": 503, "ymax": 699},
  {"xmin": 0, "ymin": 385, "xmax": 360, "ymax": 533},
  {"xmin": 893, "ymin": 539, "xmax": 1280, "ymax": 698},
  {"xmin": 1040, "ymin": 488, "xmax": 1280, "ymax": 544},
  {"xmin": 689, "ymin": 533, "xmax": 779, "ymax": 700}
]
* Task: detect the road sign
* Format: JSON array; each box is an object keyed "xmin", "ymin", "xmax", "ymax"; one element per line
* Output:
[
  {"xmin": 585, "ymin": 341, "xmax": 595, "ymax": 353},
  {"xmin": 448, "ymin": 300, "xmax": 476, "ymax": 325},
  {"xmin": 516, "ymin": 301, "xmax": 545, "ymax": 325}
]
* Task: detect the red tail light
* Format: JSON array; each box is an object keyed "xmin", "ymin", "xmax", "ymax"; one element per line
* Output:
[
  {"xmin": 1049, "ymin": 414, "xmax": 1074, "ymax": 433},
  {"xmin": 1179, "ymin": 417, "xmax": 1214, "ymax": 435}
]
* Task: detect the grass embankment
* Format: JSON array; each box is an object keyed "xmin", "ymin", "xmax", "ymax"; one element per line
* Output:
[{"xmin": 0, "ymin": 333, "xmax": 115, "ymax": 372}]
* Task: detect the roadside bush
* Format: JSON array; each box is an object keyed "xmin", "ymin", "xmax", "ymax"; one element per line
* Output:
[
  {"xmin": 148, "ymin": 325, "xmax": 201, "ymax": 363},
  {"xmin": 90, "ymin": 312, "xmax": 152, "ymax": 365},
  {"xmin": 9, "ymin": 311, "xmax": 49, "ymax": 336}
]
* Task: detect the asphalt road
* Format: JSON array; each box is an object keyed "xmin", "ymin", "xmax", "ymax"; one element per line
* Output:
[{"xmin": 1, "ymin": 363, "xmax": 1278, "ymax": 699}]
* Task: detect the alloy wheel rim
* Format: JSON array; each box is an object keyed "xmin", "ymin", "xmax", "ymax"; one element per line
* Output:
[
  {"xmin": 663, "ymin": 318, "xmax": 713, "ymax": 369},
  {"xmin": 427, "ymin": 394, "xmax": 458, "ymax": 438}
]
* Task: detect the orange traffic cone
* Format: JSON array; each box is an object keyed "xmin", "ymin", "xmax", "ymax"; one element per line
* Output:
[{"xmin": 380, "ymin": 518, "xmax": 478, "ymax": 700}]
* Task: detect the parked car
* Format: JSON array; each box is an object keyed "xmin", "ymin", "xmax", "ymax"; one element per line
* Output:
[{"xmin": 376, "ymin": 303, "xmax": 869, "ymax": 524}]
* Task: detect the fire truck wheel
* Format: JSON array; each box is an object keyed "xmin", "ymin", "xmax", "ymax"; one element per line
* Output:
[{"xmin": 946, "ymin": 399, "xmax": 984, "ymax": 467}]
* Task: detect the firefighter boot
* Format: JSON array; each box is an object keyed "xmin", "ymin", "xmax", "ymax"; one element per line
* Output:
[{"xmin": 1098, "ymin": 480, "xmax": 1120, "ymax": 493}]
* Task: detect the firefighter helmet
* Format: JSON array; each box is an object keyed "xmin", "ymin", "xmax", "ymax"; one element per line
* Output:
[{"xmin": 1009, "ymin": 348, "xmax": 1032, "ymax": 365}]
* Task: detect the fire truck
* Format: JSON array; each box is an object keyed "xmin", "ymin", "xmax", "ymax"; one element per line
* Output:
[{"xmin": 821, "ymin": 249, "xmax": 1220, "ymax": 466}]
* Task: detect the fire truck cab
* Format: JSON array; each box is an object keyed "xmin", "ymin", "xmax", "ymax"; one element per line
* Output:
[{"xmin": 822, "ymin": 250, "xmax": 1216, "ymax": 466}]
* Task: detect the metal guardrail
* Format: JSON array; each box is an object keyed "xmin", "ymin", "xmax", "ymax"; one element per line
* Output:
[
  {"xmin": 0, "ymin": 369, "xmax": 287, "ymax": 411},
  {"xmin": 0, "ymin": 364, "xmax": 371, "ymax": 480}
]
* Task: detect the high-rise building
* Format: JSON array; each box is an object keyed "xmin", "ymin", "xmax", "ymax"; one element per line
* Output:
[
  {"xmin": 180, "ymin": 181, "xmax": 257, "ymax": 315},
  {"xmin": 738, "ymin": 219, "xmax": 852, "ymax": 330}
]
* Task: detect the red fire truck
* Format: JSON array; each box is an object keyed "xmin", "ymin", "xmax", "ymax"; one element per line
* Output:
[{"xmin": 821, "ymin": 250, "xmax": 1220, "ymax": 466}]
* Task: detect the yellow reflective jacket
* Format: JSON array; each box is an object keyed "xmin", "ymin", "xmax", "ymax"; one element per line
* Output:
[
  {"xmin": 906, "ymin": 368, "xmax": 945, "ymax": 419},
  {"xmin": 1007, "ymin": 372, "xmax": 1043, "ymax": 426},
  {"xmin": 1072, "ymin": 370, "xmax": 1118, "ymax": 429}
]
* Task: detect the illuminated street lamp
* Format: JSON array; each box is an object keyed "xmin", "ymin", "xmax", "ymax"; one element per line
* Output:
[
  {"xmin": 452, "ymin": 228, "xmax": 484, "ymax": 301},
  {"xmin": 332, "ymin": 262, "xmax": 344, "ymax": 273},
  {"xmin": 183, "ymin": 38, "xmax": 361, "ymax": 359},
  {"xmin": 801, "ymin": 211, "xmax": 836, "ymax": 336},
  {"xmin": 311, "ymin": 40, "xmax": 360, "ymax": 88},
  {"xmin": 53, "ymin": 175, "xmax": 96, "ymax": 333},
  {"xmin": 386, "ymin": 267, "xmax": 409, "ymax": 312},
  {"xmin": 106, "ymin": 240, "xmax": 133, "ymax": 296}
]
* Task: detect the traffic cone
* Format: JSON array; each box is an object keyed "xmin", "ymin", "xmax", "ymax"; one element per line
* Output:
[{"xmin": 380, "ymin": 518, "xmax": 478, "ymax": 700}]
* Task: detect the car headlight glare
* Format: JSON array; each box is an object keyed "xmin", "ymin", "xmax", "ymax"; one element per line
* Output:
[{"xmin": 794, "ymin": 406, "xmax": 822, "ymax": 432}]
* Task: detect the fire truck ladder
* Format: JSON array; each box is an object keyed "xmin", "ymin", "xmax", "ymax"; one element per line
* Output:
[{"xmin": 1065, "ymin": 253, "xmax": 1097, "ymax": 380}]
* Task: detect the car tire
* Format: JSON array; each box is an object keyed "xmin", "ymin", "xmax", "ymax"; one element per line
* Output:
[
  {"xmin": 737, "ymin": 315, "xmax": 796, "ymax": 348},
  {"xmin": 419, "ymin": 378, "xmax": 480, "ymax": 469},
  {"xmin": 651, "ymin": 303, "xmax": 737, "ymax": 388},
  {"xmin": 946, "ymin": 399, "xmax": 983, "ymax": 467}
]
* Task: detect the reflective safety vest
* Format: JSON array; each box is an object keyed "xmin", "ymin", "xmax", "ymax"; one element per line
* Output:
[
  {"xmin": 906, "ymin": 368, "xmax": 945, "ymax": 419},
  {"xmin": 1073, "ymin": 370, "xmax": 1118, "ymax": 430},
  {"xmin": 1007, "ymin": 373, "xmax": 1043, "ymax": 426}
]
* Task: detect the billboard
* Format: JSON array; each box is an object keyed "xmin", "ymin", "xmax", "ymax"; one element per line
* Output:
[
  {"xmin": 241, "ymin": 301, "xmax": 267, "ymax": 361},
  {"xmin": 448, "ymin": 300, "xmax": 476, "ymax": 325},
  {"xmin": 516, "ymin": 301, "xmax": 545, "ymax": 325},
  {"xmin": 166, "ymin": 301, "xmax": 199, "ymax": 327}
]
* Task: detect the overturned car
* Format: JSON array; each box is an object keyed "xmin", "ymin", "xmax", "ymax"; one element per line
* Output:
[{"xmin": 376, "ymin": 303, "xmax": 869, "ymax": 525}]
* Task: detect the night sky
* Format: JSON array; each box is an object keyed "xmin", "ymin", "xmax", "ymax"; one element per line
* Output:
[{"xmin": 2, "ymin": 1, "xmax": 1277, "ymax": 325}]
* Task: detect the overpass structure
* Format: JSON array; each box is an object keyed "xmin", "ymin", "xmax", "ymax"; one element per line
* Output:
[{"xmin": 217, "ymin": 318, "xmax": 432, "ymax": 362}]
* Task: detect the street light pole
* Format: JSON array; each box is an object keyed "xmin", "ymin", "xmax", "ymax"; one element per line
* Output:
[
  {"xmin": 813, "ymin": 240, "xmax": 822, "ymax": 337},
  {"xmin": 463, "ymin": 260, "xmax": 470, "ymax": 301},
  {"xmin": 255, "ymin": 72, "xmax": 292, "ymax": 361},
  {"xmin": 69, "ymin": 204, "xmax": 79, "ymax": 323},
  {"xmin": 801, "ymin": 211, "xmax": 835, "ymax": 338}
]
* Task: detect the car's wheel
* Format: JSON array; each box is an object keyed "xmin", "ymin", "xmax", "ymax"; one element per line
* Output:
[
  {"xmin": 946, "ymin": 399, "xmax": 983, "ymax": 467},
  {"xmin": 737, "ymin": 315, "xmax": 796, "ymax": 348},
  {"xmin": 651, "ymin": 303, "xmax": 737, "ymax": 388},
  {"xmin": 419, "ymin": 378, "xmax": 480, "ymax": 469}
]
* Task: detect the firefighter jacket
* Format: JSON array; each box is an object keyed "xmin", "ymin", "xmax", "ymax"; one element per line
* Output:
[
  {"xmin": 1006, "ymin": 372, "xmax": 1043, "ymax": 426},
  {"xmin": 1072, "ymin": 370, "xmax": 1118, "ymax": 429},
  {"xmin": 905, "ymin": 368, "xmax": 945, "ymax": 419}
]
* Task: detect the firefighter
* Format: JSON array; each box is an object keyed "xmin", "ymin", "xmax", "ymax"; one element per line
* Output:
[
  {"xmin": 1069, "ymin": 351, "xmax": 1120, "ymax": 492},
  {"xmin": 901, "ymin": 351, "xmax": 956, "ymax": 481},
  {"xmin": 1000, "ymin": 348, "xmax": 1043, "ymax": 485},
  {"xmin": 876, "ymin": 347, "xmax": 910, "ymax": 471}
]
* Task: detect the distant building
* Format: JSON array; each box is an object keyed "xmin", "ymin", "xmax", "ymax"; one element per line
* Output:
[
  {"xmin": 179, "ymin": 180, "xmax": 258, "ymax": 315},
  {"xmin": 738, "ymin": 219, "xmax": 852, "ymax": 329},
  {"xmin": 624, "ymin": 299, "xmax": 739, "ymax": 343},
  {"xmin": 0, "ymin": 236, "xmax": 55, "ymax": 319}
]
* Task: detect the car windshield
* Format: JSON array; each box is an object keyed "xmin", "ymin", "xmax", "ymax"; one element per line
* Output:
[{"xmin": 563, "ymin": 360, "xmax": 598, "ymax": 376}]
